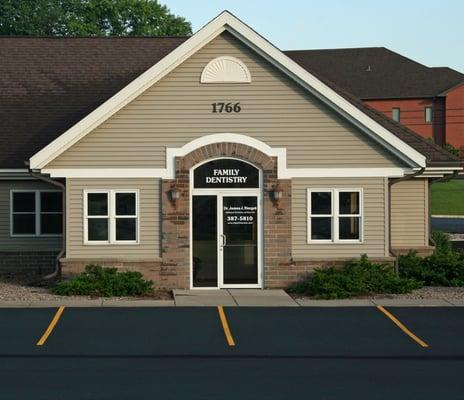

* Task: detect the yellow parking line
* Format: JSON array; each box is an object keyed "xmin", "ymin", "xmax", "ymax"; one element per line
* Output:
[
  {"xmin": 376, "ymin": 305, "xmax": 429, "ymax": 348},
  {"xmin": 217, "ymin": 306, "xmax": 236, "ymax": 346},
  {"xmin": 36, "ymin": 306, "xmax": 65, "ymax": 346}
]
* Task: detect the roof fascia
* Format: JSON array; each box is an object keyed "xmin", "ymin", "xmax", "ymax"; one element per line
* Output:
[{"xmin": 30, "ymin": 11, "xmax": 426, "ymax": 169}]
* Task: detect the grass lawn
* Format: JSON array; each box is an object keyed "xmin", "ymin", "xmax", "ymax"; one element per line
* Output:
[{"xmin": 431, "ymin": 179, "xmax": 464, "ymax": 215}]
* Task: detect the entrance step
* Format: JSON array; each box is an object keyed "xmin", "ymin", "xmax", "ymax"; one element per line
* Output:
[
  {"xmin": 173, "ymin": 289, "xmax": 298, "ymax": 307},
  {"xmin": 173, "ymin": 290, "xmax": 237, "ymax": 307},
  {"xmin": 228, "ymin": 289, "xmax": 298, "ymax": 307}
]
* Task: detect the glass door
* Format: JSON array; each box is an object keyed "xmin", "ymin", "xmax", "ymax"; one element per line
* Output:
[
  {"xmin": 192, "ymin": 195, "xmax": 218, "ymax": 287},
  {"xmin": 220, "ymin": 195, "xmax": 259, "ymax": 287}
]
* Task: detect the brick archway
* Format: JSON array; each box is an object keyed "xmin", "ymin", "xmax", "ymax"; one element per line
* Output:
[
  {"xmin": 160, "ymin": 142, "xmax": 291, "ymax": 289},
  {"xmin": 179, "ymin": 142, "xmax": 275, "ymax": 171}
]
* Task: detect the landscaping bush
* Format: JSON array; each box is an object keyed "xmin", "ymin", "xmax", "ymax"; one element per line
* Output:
[
  {"xmin": 444, "ymin": 143, "xmax": 460, "ymax": 157},
  {"xmin": 398, "ymin": 231, "xmax": 464, "ymax": 286},
  {"xmin": 289, "ymin": 255, "xmax": 421, "ymax": 299},
  {"xmin": 52, "ymin": 264, "xmax": 154, "ymax": 297}
]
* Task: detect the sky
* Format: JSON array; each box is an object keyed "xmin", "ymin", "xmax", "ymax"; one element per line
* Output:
[{"xmin": 166, "ymin": 0, "xmax": 464, "ymax": 72}]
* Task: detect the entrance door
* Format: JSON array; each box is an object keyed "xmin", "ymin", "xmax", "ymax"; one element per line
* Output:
[
  {"xmin": 192, "ymin": 193, "xmax": 261, "ymax": 288},
  {"xmin": 191, "ymin": 158, "xmax": 262, "ymax": 289},
  {"xmin": 220, "ymin": 195, "xmax": 259, "ymax": 287}
]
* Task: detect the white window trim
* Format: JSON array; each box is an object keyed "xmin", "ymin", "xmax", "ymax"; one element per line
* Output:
[
  {"xmin": 307, "ymin": 188, "xmax": 364, "ymax": 244},
  {"xmin": 10, "ymin": 189, "xmax": 63, "ymax": 237},
  {"xmin": 392, "ymin": 108, "xmax": 401, "ymax": 123},
  {"xmin": 83, "ymin": 189, "xmax": 139, "ymax": 245},
  {"xmin": 425, "ymin": 107, "xmax": 433, "ymax": 124}
]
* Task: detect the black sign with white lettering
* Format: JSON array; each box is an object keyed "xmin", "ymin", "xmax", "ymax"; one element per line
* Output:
[{"xmin": 193, "ymin": 159, "xmax": 259, "ymax": 188}]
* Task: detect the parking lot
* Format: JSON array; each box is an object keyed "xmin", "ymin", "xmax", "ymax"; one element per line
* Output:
[{"xmin": 1, "ymin": 306, "xmax": 464, "ymax": 399}]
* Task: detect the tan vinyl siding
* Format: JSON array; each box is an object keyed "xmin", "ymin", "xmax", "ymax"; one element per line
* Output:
[
  {"xmin": 391, "ymin": 179, "xmax": 428, "ymax": 247},
  {"xmin": 66, "ymin": 178, "xmax": 160, "ymax": 259},
  {"xmin": 292, "ymin": 178, "xmax": 387, "ymax": 259},
  {"xmin": 47, "ymin": 32, "xmax": 404, "ymax": 169},
  {"xmin": 0, "ymin": 180, "xmax": 62, "ymax": 251}
]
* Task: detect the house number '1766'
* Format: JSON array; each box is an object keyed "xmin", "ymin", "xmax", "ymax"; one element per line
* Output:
[{"xmin": 211, "ymin": 102, "xmax": 241, "ymax": 113}]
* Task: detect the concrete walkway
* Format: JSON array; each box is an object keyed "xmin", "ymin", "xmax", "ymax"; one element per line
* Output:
[
  {"xmin": 173, "ymin": 289, "xmax": 299, "ymax": 307},
  {"xmin": 0, "ymin": 291, "xmax": 464, "ymax": 307}
]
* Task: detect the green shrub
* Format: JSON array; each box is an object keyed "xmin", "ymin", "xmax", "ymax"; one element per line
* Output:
[
  {"xmin": 289, "ymin": 255, "xmax": 421, "ymax": 299},
  {"xmin": 53, "ymin": 264, "xmax": 154, "ymax": 297},
  {"xmin": 432, "ymin": 230, "xmax": 455, "ymax": 254},
  {"xmin": 398, "ymin": 232, "xmax": 464, "ymax": 286},
  {"xmin": 444, "ymin": 143, "xmax": 460, "ymax": 157}
]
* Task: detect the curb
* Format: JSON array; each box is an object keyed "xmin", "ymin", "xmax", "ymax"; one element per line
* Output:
[
  {"xmin": 0, "ymin": 299, "xmax": 462, "ymax": 307},
  {"xmin": 0, "ymin": 300, "xmax": 175, "ymax": 308},
  {"xmin": 432, "ymin": 215, "xmax": 464, "ymax": 219}
]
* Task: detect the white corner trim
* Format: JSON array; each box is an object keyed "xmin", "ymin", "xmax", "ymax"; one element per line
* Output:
[
  {"xmin": 200, "ymin": 56, "xmax": 251, "ymax": 83},
  {"xmin": 30, "ymin": 11, "xmax": 426, "ymax": 170},
  {"xmin": 41, "ymin": 133, "xmax": 411, "ymax": 179}
]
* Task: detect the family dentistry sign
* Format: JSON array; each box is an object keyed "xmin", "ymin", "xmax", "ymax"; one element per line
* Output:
[
  {"xmin": 205, "ymin": 169, "xmax": 248, "ymax": 184},
  {"xmin": 193, "ymin": 159, "xmax": 260, "ymax": 188}
]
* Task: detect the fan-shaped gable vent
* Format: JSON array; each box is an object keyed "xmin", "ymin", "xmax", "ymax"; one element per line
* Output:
[{"xmin": 200, "ymin": 56, "xmax": 251, "ymax": 83}]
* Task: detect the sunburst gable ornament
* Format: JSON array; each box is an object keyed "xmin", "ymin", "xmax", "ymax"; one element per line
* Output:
[{"xmin": 200, "ymin": 56, "xmax": 252, "ymax": 83}]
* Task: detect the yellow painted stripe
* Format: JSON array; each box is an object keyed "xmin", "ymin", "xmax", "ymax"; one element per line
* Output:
[
  {"xmin": 377, "ymin": 305, "xmax": 429, "ymax": 348},
  {"xmin": 217, "ymin": 306, "xmax": 236, "ymax": 346},
  {"xmin": 36, "ymin": 306, "xmax": 65, "ymax": 346}
]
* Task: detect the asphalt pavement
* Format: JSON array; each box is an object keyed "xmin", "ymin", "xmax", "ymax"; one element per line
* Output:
[
  {"xmin": 0, "ymin": 307, "xmax": 463, "ymax": 399},
  {"xmin": 431, "ymin": 217, "xmax": 464, "ymax": 234}
]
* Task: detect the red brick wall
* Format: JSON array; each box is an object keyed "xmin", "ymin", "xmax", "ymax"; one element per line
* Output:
[
  {"xmin": 445, "ymin": 84, "xmax": 464, "ymax": 151},
  {"xmin": 365, "ymin": 98, "xmax": 445, "ymax": 145}
]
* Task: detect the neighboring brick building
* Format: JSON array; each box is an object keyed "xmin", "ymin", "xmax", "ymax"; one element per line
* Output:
[{"xmin": 286, "ymin": 48, "xmax": 464, "ymax": 154}]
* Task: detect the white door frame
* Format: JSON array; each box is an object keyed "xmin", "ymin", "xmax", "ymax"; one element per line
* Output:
[
  {"xmin": 189, "ymin": 157, "xmax": 263, "ymax": 289},
  {"xmin": 218, "ymin": 191, "xmax": 262, "ymax": 289}
]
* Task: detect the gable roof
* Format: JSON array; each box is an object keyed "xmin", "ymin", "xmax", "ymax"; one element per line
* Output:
[
  {"xmin": 0, "ymin": 36, "xmax": 187, "ymax": 169},
  {"xmin": 0, "ymin": 12, "xmax": 459, "ymax": 170},
  {"xmin": 28, "ymin": 11, "xmax": 431, "ymax": 169},
  {"xmin": 285, "ymin": 47, "xmax": 464, "ymax": 99}
]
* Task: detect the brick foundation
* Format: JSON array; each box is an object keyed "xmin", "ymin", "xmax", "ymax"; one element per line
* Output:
[{"xmin": 0, "ymin": 251, "xmax": 58, "ymax": 276}]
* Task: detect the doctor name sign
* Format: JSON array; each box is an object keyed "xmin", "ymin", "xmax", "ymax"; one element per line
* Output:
[{"xmin": 193, "ymin": 159, "xmax": 259, "ymax": 188}]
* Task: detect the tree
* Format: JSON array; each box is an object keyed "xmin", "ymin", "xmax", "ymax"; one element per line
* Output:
[{"xmin": 0, "ymin": 0, "xmax": 192, "ymax": 36}]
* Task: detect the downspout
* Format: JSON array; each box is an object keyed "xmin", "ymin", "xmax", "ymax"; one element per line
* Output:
[
  {"xmin": 29, "ymin": 170, "xmax": 65, "ymax": 281},
  {"xmin": 388, "ymin": 167, "xmax": 426, "ymax": 274}
]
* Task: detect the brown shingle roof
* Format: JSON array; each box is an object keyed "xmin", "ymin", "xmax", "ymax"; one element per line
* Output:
[
  {"xmin": 0, "ymin": 37, "xmax": 187, "ymax": 168},
  {"xmin": 0, "ymin": 38, "xmax": 459, "ymax": 168},
  {"xmin": 285, "ymin": 47, "xmax": 464, "ymax": 99}
]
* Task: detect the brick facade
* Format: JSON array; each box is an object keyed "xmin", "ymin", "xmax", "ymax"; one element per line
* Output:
[
  {"xmin": 160, "ymin": 142, "xmax": 293, "ymax": 289},
  {"xmin": 0, "ymin": 251, "xmax": 58, "ymax": 276}
]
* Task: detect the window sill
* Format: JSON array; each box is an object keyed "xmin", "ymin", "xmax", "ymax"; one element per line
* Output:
[
  {"xmin": 10, "ymin": 234, "xmax": 63, "ymax": 238},
  {"xmin": 83, "ymin": 241, "xmax": 140, "ymax": 246},
  {"xmin": 307, "ymin": 240, "xmax": 364, "ymax": 245}
]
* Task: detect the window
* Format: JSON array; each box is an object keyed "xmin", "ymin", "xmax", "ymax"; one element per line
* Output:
[
  {"xmin": 84, "ymin": 190, "xmax": 138, "ymax": 244},
  {"xmin": 11, "ymin": 190, "xmax": 62, "ymax": 236},
  {"xmin": 392, "ymin": 108, "xmax": 401, "ymax": 122},
  {"xmin": 307, "ymin": 189, "xmax": 362, "ymax": 243},
  {"xmin": 425, "ymin": 107, "xmax": 433, "ymax": 123}
]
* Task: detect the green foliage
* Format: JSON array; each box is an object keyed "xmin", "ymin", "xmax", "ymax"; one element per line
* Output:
[
  {"xmin": 52, "ymin": 264, "xmax": 154, "ymax": 296},
  {"xmin": 444, "ymin": 143, "xmax": 460, "ymax": 157},
  {"xmin": 289, "ymin": 255, "xmax": 421, "ymax": 299},
  {"xmin": 0, "ymin": 0, "xmax": 191, "ymax": 36},
  {"xmin": 399, "ymin": 231, "xmax": 464, "ymax": 286}
]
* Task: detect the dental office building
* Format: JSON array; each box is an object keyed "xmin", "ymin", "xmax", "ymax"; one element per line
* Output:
[{"xmin": 0, "ymin": 12, "xmax": 461, "ymax": 289}]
